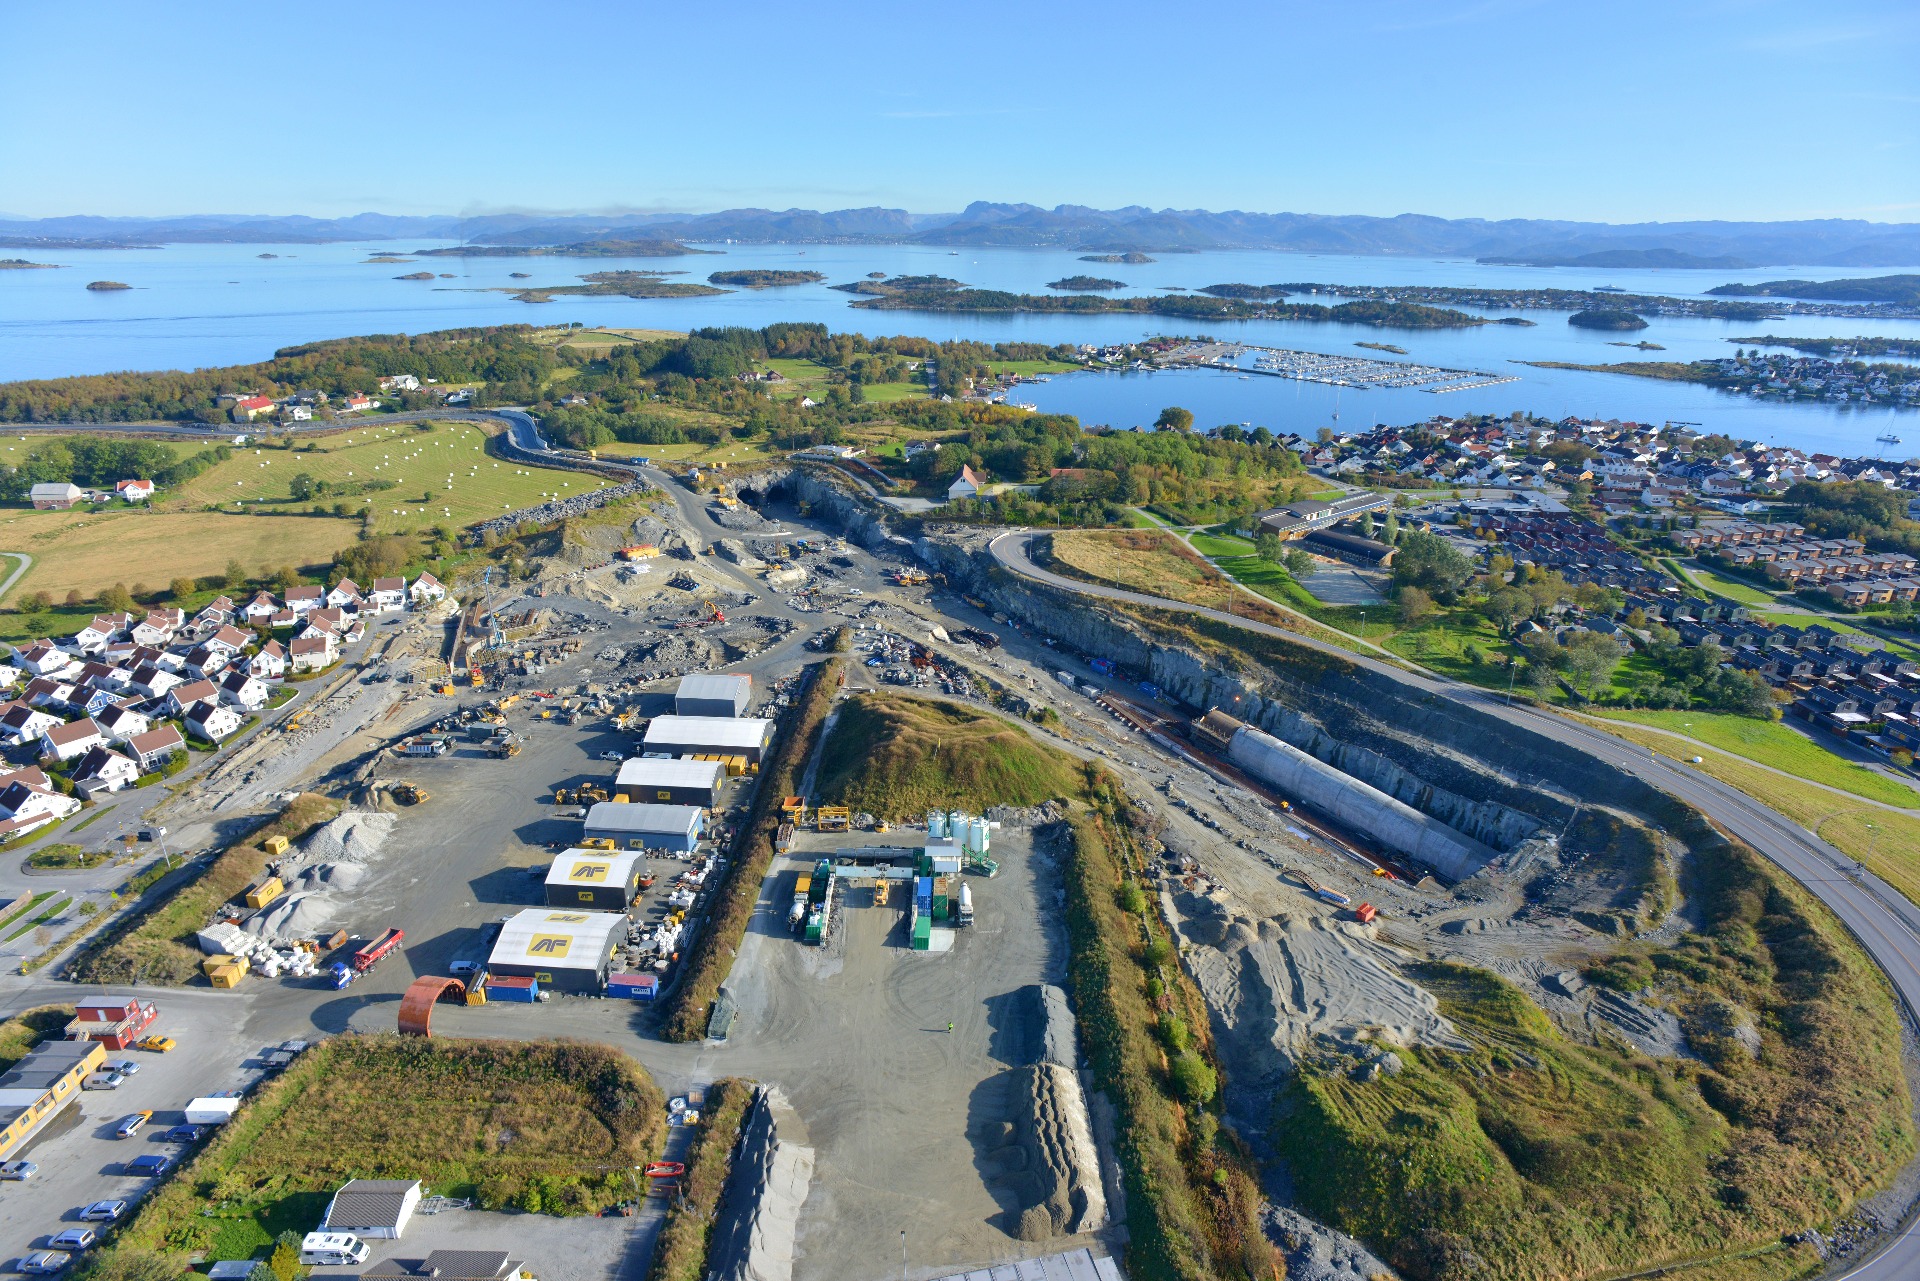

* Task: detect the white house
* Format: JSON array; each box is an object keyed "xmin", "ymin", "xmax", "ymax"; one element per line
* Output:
[
  {"xmin": 243, "ymin": 591, "xmax": 280, "ymax": 623},
  {"xmin": 165, "ymin": 679, "xmax": 220, "ymax": 717},
  {"xmin": 408, "ymin": 573, "xmax": 444, "ymax": 605},
  {"xmin": 247, "ymin": 640, "xmax": 287, "ymax": 680},
  {"xmin": 71, "ymin": 745, "xmax": 139, "ymax": 795},
  {"xmin": 16, "ymin": 641, "xmax": 79, "ymax": 677},
  {"xmin": 325, "ymin": 579, "xmax": 364, "ymax": 611},
  {"xmin": 182, "ymin": 646, "xmax": 231, "ymax": 680},
  {"xmin": 125, "ymin": 724, "xmax": 185, "ymax": 772},
  {"xmin": 206, "ymin": 625, "xmax": 252, "ymax": 657},
  {"xmin": 94, "ymin": 703, "xmax": 152, "ymax": 744},
  {"xmin": 69, "ymin": 617, "xmax": 120, "ymax": 656},
  {"xmin": 288, "ymin": 634, "xmax": 336, "ymax": 673},
  {"xmin": 41, "ymin": 717, "xmax": 108, "ymax": 762},
  {"xmin": 0, "ymin": 770, "xmax": 80, "ymax": 840},
  {"xmin": 368, "ymin": 578, "xmax": 406, "ymax": 613},
  {"xmin": 127, "ymin": 663, "xmax": 183, "ymax": 699},
  {"xmin": 114, "ymin": 479, "xmax": 155, "ymax": 503},
  {"xmin": 376, "ymin": 374, "xmax": 421, "ymax": 392},
  {"xmin": 217, "ymin": 670, "xmax": 270, "ymax": 711},
  {"xmin": 284, "ymin": 586, "xmax": 324, "ymax": 614},
  {"xmin": 130, "ymin": 613, "xmax": 177, "ymax": 648},
  {"xmin": 184, "ymin": 700, "xmax": 244, "ymax": 743},
  {"xmin": 947, "ymin": 465, "xmax": 983, "ymax": 502},
  {"xmin": 0, "ymin": 702, "xmax": 61, "ymax": 746}
]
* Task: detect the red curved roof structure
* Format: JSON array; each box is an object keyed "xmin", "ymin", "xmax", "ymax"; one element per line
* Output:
[{"xmin": 397, "ymin": 975, "xmax": 467, "ymax": 1037}]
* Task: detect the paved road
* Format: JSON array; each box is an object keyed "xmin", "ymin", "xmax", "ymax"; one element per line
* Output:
[{"xmin": 989, "ymin": 529, "xmax": 1920, "ymax": 1279}]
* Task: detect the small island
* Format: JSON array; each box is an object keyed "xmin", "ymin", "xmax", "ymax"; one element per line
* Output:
[
  {"xmin": 841, "ymin": 277, "xmax": 1500, "ymax": 328},
  {"xmin": 1568, "ymin": 308, "xmax": 1649, "ymax": 330},
  {"xmin": 1355, "ymin": 341, "xmax": 1408, "ymax": 355},
  {"xmin": 501, "ymin": 270, "xmax": 730, "ymax": 303},
  {"xmin": 362, "ymin": 255, "xmax": 413, "ymax": 264},
  {"xmin": 1199, "ymin": 283, "xmax": 1291, "ymax": 301},
  {"xmin": 1048, "ymin": 275, "xmax": 1125, "ymax": 291},
  {"xmin": 510, "ymin": 271, "xmax": 532, "ymax": 279},
  {"xmin": 866, "ymin": 271, "xmax": 887, "ymax": 279},
  {"xmin": 395, "ymin": 272, "xmax": 436, "ymax": 281},
  {"xmin": 257, "ymin": 253, "xmax": 279, "ymax": 259},
  {"xmin": 0, "ymin": 258, "xmax": 59, "ymax": 270},
  {"xmin": 706, "ymin": 269, "xmax": 827, "ymax": 288},
  {"xmin": 415, "ymin": 238, "xmax": 712, "ymax": 259},
  {"xmin": 1080, "ymin": 252, "xmax": 1155, "ymax": 264},
  {"xmin": 1609, "ymin": 340, "xmax": 1666, "ymax": 350},
  {"xmin": 831, "ymin": 274, "xmax": 964, "ymax": 296},
  {"xmin": 85, "ymin": 280, "xmax": 132, "ymax": 291}
]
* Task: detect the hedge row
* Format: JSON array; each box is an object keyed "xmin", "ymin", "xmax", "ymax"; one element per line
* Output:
[
  {"xmin": 646, "ymin": 1078, "xmax": 756, "ymax": 1281},
  {"xmin": 660, "ymin": 645, "xmax": 845, "ymax": 1040}
]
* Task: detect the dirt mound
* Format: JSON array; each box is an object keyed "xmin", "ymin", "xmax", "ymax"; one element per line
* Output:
[
  {"xmin": 1007, "ymin": 1062, "xmax": 1106, "ymax": 1239},
  {"xmin": 707, "ymin": 1086, "xmax": 814, "ymax": 1281}
]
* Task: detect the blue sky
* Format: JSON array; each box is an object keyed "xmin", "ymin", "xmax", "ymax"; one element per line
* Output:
[{"xmin": 3, "ymin": 0, "xmax": 1915, "ymax": 223}]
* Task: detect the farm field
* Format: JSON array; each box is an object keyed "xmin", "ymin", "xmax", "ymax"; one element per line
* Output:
[
  {"xmin": 0, "ymin": 508, "xmax": 353, "ymax": 601},
  {"xmin": 160, "ymin": 420, "xmax": 601, "ymax": 534}
]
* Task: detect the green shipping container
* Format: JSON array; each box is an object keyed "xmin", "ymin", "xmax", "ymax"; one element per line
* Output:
[{"xmin": 912, "ymin": 916, "xmax": 931, "ymax": 950}]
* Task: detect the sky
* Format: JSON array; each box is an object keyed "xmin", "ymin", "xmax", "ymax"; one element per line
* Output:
[{"xmin": 3, "ymin": 0, "xmax": 1916, "ymax": 225}]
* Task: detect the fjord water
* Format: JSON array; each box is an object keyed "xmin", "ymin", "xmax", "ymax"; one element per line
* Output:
[{"xmin": 3, "ymin": 239, "xmax": 1918, "ymax": 454}]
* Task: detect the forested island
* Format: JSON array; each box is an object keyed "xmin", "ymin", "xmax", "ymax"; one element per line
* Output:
[
  {"xmin": 85, "ymin": 281, "xmax": 131, "ymax": 291},
  {"xmin": 0, "ymin": 259, "xmax": 59, "ymax": 270},
  {"xmin": 502, "ymin": 271, "xmax": 729, "ymax": 303},
  {"xmin": 706, "ymin": 269, "xmax": 826, "ymax": 288},
  {"xmin": 1707, "ymin": 274, "xmax": 1920, "ymax": 305},
  {"xmin": 1079, "ymin": 252, "xmax": 1154, "ymax": 263},
  {"xmin": 1234, "ymin": 280, "xmax": 1814, "ymax": 320},
  {"xmin": 395, "ymin": 272, "xmax": 436, "ymax": 281},
  {"xmin": 362, "ymin": 255, "xmax": 413, "ymax": 264},
  {"xmin": 1568, "ymin": 309, "xmax": 1649, "ymax": 330},
  {"xmin": 1732, "ymin": 335, "xmax": 1920, "ymax": 359},
  {"xmin": 1048, "ymin": 275, "xmax": 1125, "ymax": 290},
  {"xmin": 841, "ymin": 275, "xmax": 1503, "ymax": 328},
  {"xmin": 1355, "ymin": 341, "xmax": 1408, "ymax": 354},
  {"xmin": 415, "ymin": 238, "xmax": 711, "ymax": 259}
]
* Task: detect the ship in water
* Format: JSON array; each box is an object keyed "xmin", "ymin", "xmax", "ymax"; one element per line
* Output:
[{"xmin": 1878, "ymin": 434, "xmax": 1903, "ymax": 445}]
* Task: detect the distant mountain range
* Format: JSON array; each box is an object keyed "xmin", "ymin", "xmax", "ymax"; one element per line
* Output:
[{"xmin": 3, "ymin": 203, "xmax": 1918, "ymax": 266}]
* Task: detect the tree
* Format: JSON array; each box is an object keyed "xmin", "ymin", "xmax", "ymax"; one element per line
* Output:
[
  {"xmin": 1397, "ymin": 586, "xmax": 1436, "ymax": 623},
  {"xmin": 1483, "ymin": 588, "xmax": 1530, "ymax": 632},
  {"xmin": 1317, "ymin": 426, "xmax": 1335, "ymax": 444},
  {"xmin": 1382, "ymin": 511, "xmax": 1399, "ymax": 544},
  {"xmin": 98, "ymin": 582, "xmax": 134, "ymax": 614},
  {"xmin": 1154, "ymin": 406, "xmax": 1194, "ymax": 433},
  {"xmin": 23, "ymin": 590, "xmax": 50, "ymax": 613},
  {"xmin": 169, "ymin": 577, "xmax": 195, "ymax": 601},
  {"xmin": 1282, "ymin": 548, "xmax": 1316, "ymax": 578},
  {"xmin": 226, "ymin": 558, "xmax": 248, "ymax": 588},
  {"xmin": 1562, "ymin": 631, "xmax": 1625, "ymax": 696},
  {"xmin": 1255, "ymin": 532, "xmax": 1281, "ymax": 562},
  {"xmin": 288, "ymin": 472, "xmax": 317, "ymax": 502},
  {"xmin": 1359, "ymin": 511, "xmax": 1376, "ymax": 539},
  {"xmin": 1391, "ymin": 530, "xmax": 1472, "ymax": 598},
  {"xmin": 1170, "ymin": 1052, "xmax": 1217, "ymax": 1105},
  {"xmin": 273, "ymin": 565, "xmax": 302, "ymax": 592}
]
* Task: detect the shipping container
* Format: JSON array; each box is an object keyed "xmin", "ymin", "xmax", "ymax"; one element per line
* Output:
[
  {"xmin": 487, "ymin": 975, "xmax": 539, "ymax": 1003},
  {"xmin": 606, "ymin": 973, "xmax": 658, "ymax": 1000},
  {"xmin": 244, "ymin": 877, "xmax": 283, "ymax": 910}
]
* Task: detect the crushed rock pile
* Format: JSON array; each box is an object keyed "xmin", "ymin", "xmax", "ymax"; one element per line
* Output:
[
  {"xmin": 1264, "ymin": 1204, "xmax": 1399, "ymax": 1281},
  {"xmin": 707, "ymin": 1086, "xmax": 814, "ymax": 1281},
  {"xmin": 245, "ymin": 810, "xmax": 396, "ymax": 941},
  {"xmin": 1009, "ymin": 1063, "xmax": 1107, "ymax": 1240}
]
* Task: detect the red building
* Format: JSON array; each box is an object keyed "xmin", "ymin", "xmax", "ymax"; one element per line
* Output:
[{"xmin": 65, "ymin": 997, "xmax": 159, "ymax": 1050}]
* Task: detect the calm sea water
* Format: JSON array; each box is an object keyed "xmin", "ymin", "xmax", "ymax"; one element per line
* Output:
[{"xmin": 3, "ymin": 240, "xmax": 1918, "ymax": 455}]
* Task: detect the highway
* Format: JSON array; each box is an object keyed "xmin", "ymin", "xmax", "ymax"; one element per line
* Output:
[{"xmin": 988, "ymin": 529, "xmax": 1920, "ymax": 1279}]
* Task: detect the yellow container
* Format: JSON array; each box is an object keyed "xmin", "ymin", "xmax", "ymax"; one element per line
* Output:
[
  {"xmin": 260, "ymin": 835, "xmax": 289, "ymax": 856},
  {"xmin": 202, "ymin": 954, "xmax": 235, "ymax": 974},
  {"xmin": 726, "ymin": 756, "xmax": 747, "ymax": 777},
  {"xmin": 244, "ymin": 877, "xmax": 283, "ymax": 910},
  {"xmin": 209, "ymin": 964, "xmax": 244, "ymax": 989},
  {"xmin": 614, "ymin": 794, "xmax": 629, "ymax": 803}
]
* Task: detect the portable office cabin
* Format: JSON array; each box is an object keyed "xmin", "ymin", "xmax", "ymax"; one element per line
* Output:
[
  {"xmin": 642, "ymin": 715, "xmax": 774, "ymax": 765},
  {"xmin": 545, "ymin": 849, "xmax": 646, "ymax": 911},
  {"xmin": 674, "ymin": 673, "xmax": 752, "ymax": 718},
  {"xmin": 486, "ymin": 909, "xmax": 623, "ymax": 995},
  {"xmin": 613, "ymin": 757, "xmax": 724, "ymax": 807},
  {"xmin": 582, "ymin": 802, "xmax": 704, "ymax": 852}
]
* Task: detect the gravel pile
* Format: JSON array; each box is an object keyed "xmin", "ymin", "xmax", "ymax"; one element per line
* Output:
[
  {"xmin": 1264, "ymin": 1204, "xmax": 1398, "ymax": 1281},
  {"xmin": 470, "ymin": 478, "xmax": 651, "ymax": 538},
  {"xmin": 707, "ymin": 1086, "xmax": 814, "ymax": 1281}
]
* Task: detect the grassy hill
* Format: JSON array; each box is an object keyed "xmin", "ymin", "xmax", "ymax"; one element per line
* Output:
[{"xmin": 815, "ymin": 692, "xmax": 1085, "ymax": 819}]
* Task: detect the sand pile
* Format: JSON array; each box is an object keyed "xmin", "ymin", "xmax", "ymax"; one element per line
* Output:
[
  {"xmin": 1038, "ymin": 983, "xmax": 1079, "ymax": 1069},
  {"xmin": 708, "ymin": 1086, "xmax": 814, "ymax": 1281}
]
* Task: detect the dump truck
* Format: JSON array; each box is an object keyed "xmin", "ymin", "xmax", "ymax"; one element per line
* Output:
[
  {"xmin": 390, "ymin": 783, "xmax": 428, "ymax": 806},
  {"xmin": 485, "ymin": 734, "xmax": 520, "ymax": 759},
  {"xmin": 353, "ymin": 928, "xmax": 404, "ymax": 973}
]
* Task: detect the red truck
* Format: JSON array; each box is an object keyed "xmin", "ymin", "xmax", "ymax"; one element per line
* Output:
[{"xmin": 353, "ymin": 928, "xmax": 405, "ymax": 972}]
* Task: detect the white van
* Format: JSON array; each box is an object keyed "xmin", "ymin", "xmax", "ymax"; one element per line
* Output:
[{"xmin": 299, "ymin": 1233, "xmax": 369, "ymax": 1267}]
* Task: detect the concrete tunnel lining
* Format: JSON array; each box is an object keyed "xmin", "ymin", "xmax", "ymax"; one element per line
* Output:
[{"xmin": 1226, "ymin": 723, "xmax": 1498, "ymax": 881}]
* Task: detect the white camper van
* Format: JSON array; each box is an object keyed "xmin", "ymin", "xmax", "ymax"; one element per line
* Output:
[{"xmin": 300, "ymin": 1233, "xmax": 370, "ymax": 1267}]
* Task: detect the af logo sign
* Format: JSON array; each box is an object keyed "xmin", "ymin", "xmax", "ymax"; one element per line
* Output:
[
  {"xmin": 528, "ymin": 934, "xmax": 574, "ymax": 958},
  {"xmin": 569, "ymin": 862, "xmax": 611, "ymax": 882}
]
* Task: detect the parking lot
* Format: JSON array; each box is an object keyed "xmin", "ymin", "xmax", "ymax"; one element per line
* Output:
[{"xmin": 0, "ymin": 998, "xmax": 273, "ymax": 1270}]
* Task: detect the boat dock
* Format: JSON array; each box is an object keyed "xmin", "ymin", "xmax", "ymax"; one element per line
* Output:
[{"xmin": 1169, "ymin": 341, "xmax": 1518, "ymax": 394}]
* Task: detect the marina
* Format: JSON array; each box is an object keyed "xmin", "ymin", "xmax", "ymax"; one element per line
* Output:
[{"xmin": 1168, "ymin": 341, "xmax": 1520, "ymax": 394}]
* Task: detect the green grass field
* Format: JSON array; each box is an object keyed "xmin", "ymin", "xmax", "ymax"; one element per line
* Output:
[
  {"xmin": 1681, "ymin": 561, "xmax": 1782, "ymax": 606},
  {"xmin": 1588, "ymin": 708, "xmax": 1919, "ymax": 805},
  {"xmin": 981, "ymin": 358, "xmax": 1080, "ymax": 376},
  {"xmin": 1187, "ymin": 531, "xmax": 1254, "ymax": 556},
  {"xmin": 161, "ymin": 420, "xmax": 598, "ymax": 534}
]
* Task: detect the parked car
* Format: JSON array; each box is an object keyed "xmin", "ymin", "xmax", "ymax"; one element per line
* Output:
[
  {"xmin": 18, "ymin": 1251, "xmax": 70, "ymax": 1274},
  {"xmin": 113, "ymin": 1111, "xmax": 152, "ymax": 1139},
  {"xmin": 124, "ymin": 1154, "xmax": 172, "ymax": 1178},
  {"xmin": 48, "ymin": 1230, "xmax": 96, "ymax": 1253},
  {"xmin": 0, "ymin": 1159, "xmax": 38, "ymax": 1180},
  {"xmin": 102, "ymin": 1059, "xmax": 141, "ymax": 1077},
  {"xmin": 79, "ymin": 1200, "xmax": 127, "ymax": 1222},
  {"xmin": 598, "ymin": 750, "xmax": 623, "ymax": 761},
  {"xmin": 134, "ymin": 1035, "xmax": 175, "ymax": 1053},
  {"xmin": 81, "ymin": 1072, "xmax": 125, "ymax": 1092},
  {"xmin": 162, "ymin": 1125, "xmax": 204, "ymax": 1144}
]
